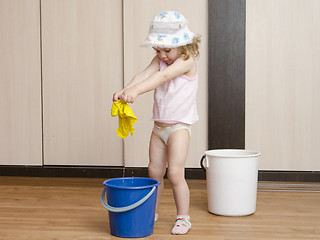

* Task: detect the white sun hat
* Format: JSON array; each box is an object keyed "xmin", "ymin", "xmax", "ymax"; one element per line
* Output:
[{"xmin": 142, "ymin": 11, "xmax": 195, "ymax": 48}]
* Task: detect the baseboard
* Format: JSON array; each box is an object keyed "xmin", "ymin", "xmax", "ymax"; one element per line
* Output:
[
  {"xmin": 0, "ymin": 166, "xmax": 319, "ymax": 182},
  {"xmin": 0, "ymin": 165, "xmax": 205, "ymax": 179},
  {"xmin": 258, "ymin": 170, "xmax": 320, "ymax": 182},
  {"xmin": 0, "ymin": 165, "xmax": 145, "ymax": 179}
]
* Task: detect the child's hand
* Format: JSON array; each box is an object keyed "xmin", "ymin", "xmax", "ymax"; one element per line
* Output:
[
  {"xmin": 113, "ymin": 90, "xmax": 123, "ymax": 102},
  {"xmin": 121, "ymin": 86, "xmax": 139, "ymax": 103}
]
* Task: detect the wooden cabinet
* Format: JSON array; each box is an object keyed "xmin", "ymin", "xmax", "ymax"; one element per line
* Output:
[
  {"xmin": 246, "ymin": 0, "xmax": 320, "ymax": 170},
  {"xmin": 0, "ymin": 0, "xmax": 42, "ymax": 165},
  {"xmin": 41, "ymin": 0, "xmax": 123, "ymax": 165},
  {"xmin": 0, "ymin": 0, "xmax": 207, "ymax": 168}
]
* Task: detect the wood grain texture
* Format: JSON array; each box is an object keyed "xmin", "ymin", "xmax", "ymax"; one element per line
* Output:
[
  {"xmin": 1, "ymin": 177, "xmax": 319, "ymax": 239},
  {"xmin": 41, "ymin": 0, "xmax": 123, "ymax": 166},
  {"xmin": 0, "ymin": 0, "xmax": 42, "ymax": 165},
  {"xmin": 208, "ymin": 0, "xmax": 246, "ymax": 149},
  {"xmin": 246, "ymin": 0, "xmax": 320, "ymax": 170}
]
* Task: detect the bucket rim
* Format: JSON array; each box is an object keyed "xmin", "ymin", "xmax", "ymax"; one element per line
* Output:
[
  {"xmin": 204, "ymin": 149, "xmax": 260, "ymax": 158},
  {"xmin": 103, "ymin": 177, "xmax": 161, "ymax": 190}
]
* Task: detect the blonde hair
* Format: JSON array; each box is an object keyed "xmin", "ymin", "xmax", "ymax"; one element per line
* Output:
[{"xmin": 179, "ymin": 35, "xmax": 201, "ymax": 60}]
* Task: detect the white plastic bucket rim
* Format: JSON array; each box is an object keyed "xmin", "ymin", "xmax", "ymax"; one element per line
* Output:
[
  {"xmin": 201, "ymin": 149, "xmax": 261, "ymax": 171},
  {"xmin": 204, "ymin": 149, "xmax": 260, "ymax": 158}
]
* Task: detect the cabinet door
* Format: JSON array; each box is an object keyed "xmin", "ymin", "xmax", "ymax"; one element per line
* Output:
[
  {"xmin": 123, "ymin": 0, "xmax": 208, "ymax": 167},
  {"xmin": 246, "ymin": 0, "xmax": 320, "ymax": 170},
  {"xmin": 42, "ymin": 0, "xmax": 123, "ymax": 165},
  {"xmin": 0, "ymin": 0, "xmax": 42, "ymax": 165}
]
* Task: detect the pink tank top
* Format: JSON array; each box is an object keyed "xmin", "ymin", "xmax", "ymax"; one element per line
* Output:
[{"xmin": 152, "ymin": 60, "xmax": 199, "ymax": 124}]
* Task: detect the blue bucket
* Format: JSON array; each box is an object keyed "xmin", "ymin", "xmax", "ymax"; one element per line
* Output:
[{"xmin": 101, "ymin": 177, "xmax": 160, "ymax": 238}]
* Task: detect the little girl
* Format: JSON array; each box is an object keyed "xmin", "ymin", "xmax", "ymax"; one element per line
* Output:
[{"xmin": 113, "ymin": 11, "xmax": 200, "ymax": 235}]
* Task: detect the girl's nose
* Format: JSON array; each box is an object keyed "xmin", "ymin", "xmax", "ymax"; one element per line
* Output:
[{"xmin": 159, "ymin": 51, "xmax": 166, "ymax": 59}]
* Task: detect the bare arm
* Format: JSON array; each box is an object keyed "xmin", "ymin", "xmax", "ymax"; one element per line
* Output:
[
  {"xmin": 112, "ymin": 56, "xmax": 160, "ymax": 101},
  {"xmin": 120, "ymin": 57, "xmax": 195, "ymax": 103}
]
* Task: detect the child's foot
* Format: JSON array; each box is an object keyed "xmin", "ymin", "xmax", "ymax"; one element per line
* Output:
[
  {"xmin": 154, "ymin": 213, "xmax": 159, "ymax": 222},
  {"xmin": 171, "ymin": 216, "xmax": 191, "ymax": 235}
]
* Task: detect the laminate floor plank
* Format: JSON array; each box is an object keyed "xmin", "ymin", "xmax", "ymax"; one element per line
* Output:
[{"xmin": 0, "ymin": 177, "xmax": 319, "ymax": 239}]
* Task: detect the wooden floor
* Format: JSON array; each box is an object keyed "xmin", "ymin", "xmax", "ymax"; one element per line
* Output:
[{"xmin": 0, "ymin": 177, "xmax": 320, "ymax": 240}]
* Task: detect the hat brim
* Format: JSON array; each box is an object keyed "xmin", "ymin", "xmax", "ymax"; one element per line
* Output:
[{"xmin": 142, "ymin": 31, "xmax": 195, "ymax": 48}]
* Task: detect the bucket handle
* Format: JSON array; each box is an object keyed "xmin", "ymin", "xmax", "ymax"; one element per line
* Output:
[
  {"xmin": 101, "ymin": 186, "xmax": 156, "ymax": 212},
  {"xmin": 200, "ymin": 154, "xmax": 206, "ymax": 172}
]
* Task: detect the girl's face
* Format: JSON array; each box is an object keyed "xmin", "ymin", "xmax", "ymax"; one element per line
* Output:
[{"xmin": 153, "ymin": 47, "xmax": 180, "ymax": 65}]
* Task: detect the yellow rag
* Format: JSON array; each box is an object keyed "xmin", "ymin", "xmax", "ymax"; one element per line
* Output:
[{"xmin": 111, "ymin": 100, "xmax": 138, "ymax": 139}]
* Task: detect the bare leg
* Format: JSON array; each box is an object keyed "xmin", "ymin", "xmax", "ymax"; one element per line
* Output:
[
  {"xmin": 166, "ymin": 129, "xmax": 192, "ymax": 234},
  {"xmin": 148, "ymin": 131, "xmax": 167, "ymax": 216},
  {"xmin": 167, "ymin": 129, "xmax": 190, "ymax": 216}
]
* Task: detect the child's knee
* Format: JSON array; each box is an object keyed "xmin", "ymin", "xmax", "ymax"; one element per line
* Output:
[
  {"xmin": 167, "ymin": 168, "xmax": 184, "ymax": 186},
  {"xmin": 148, "ymin": 163, "xmax": 166, "ymax": 178},
  {"xmin": 148, "ymin": 163, "xmax": 157, "ymax": 176}
]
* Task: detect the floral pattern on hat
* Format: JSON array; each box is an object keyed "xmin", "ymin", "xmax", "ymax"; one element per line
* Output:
[
  {"xmin": 142, "ymin": 11, "xmax": 195, "ymax": 48},
  {"xmin": 172, "ymin": 38, "xmax": 179, "ymax": 44},
  {"xmin": 157, "ymin": 35, "xmax": 167, "ymax": 42},
  {"xmin": 174, "ymin": 12, "xmax": 181, "ymax": 19},
  {"xmin": 159, "ymin": 12, "xmax": 168, "ymax": 19}
]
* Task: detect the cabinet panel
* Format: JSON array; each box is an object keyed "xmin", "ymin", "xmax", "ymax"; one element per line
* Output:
[
  {"xmin": 0, "ymin": 0, "xmax": 42, "ymax": 165},
  {"xmin": 246, "ymin": 0, "xmax": 320, "ymax": 170},
  {"xmin": 42, "ymin": 0, "xmax": 123, "ymax": 165},
  {"xmin": 123, "ymin": 0, "xmax": 208, "ymax": 167}
]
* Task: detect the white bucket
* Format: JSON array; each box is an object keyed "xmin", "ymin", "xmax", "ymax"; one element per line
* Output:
[{"xmin": 201, "ymin": 149, "xmax": 260, "ymax": 216}]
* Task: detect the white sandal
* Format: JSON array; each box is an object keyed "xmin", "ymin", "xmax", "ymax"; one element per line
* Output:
[{"xmin": 171, "ymin": 217, "xmax": 192, "ymax": 235}]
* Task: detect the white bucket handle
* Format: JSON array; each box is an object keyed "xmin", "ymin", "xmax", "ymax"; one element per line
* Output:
[
  {"xmin": 101, "ymin": 186, "xmax": 156, "ymax": 212},
  {"xmin": 200, "ymin": 154, "xmax": 207, "ymax": 172}
]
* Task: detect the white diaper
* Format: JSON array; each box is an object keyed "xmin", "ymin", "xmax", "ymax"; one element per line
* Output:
[{"xmin": 153, "ymin": 123, "xmax": 191, "ymax": 145}]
